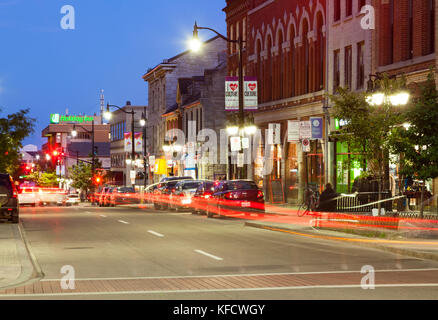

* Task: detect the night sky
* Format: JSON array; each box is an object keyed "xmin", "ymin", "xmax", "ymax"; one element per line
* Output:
[{"xmin": 0, "ymin": 0, "xmax": 226, "ymax": 147}]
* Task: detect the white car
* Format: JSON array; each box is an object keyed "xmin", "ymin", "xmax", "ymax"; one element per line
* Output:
[
  {"xmin": 64, "ymin": 194, "xmax": 80, "ymax": 206},
  {"xmin": 18, "ymin": 187, "xmax": 40, "ymax": 207}
]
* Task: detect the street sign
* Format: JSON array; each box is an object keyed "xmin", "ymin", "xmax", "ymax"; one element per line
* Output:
[
  {"xmin": 230, "ymin": 136, "xmax": 241, "ymax": 152},
  {"xmin": 287, "ymin": 120, "xmax": 300, "ymax": 142},
  {"xmin": 310, "ymin": 117, "xmax": 323, "ymax": 139},
  {"xmin": 268, "ymin": 123, "xmax": 281, "ymax": 144},
  {"xmin": 302, "ymin": 139, "xmax": 310, "ymax": 152},
  {"xmin": 299, "ymin": 121, "xmax": 312, "ymax": 139}
]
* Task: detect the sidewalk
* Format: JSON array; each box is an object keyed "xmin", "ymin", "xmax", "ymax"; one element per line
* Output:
[
  {"xmin": 0, "ymin": 224, "xmax": 42, "ymax": 289},
  {"xmin": 244, "ymin": 216, "xmax": 438, "ymax": 262}
]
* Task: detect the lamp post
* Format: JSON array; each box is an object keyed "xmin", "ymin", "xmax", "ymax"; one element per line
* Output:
[
  {"xmin": 366, "ymin": 73, "xmax": 410, "ymax": 214},
  {"xmin": 71, "ymin": 120, "xmax": 95, "ymax": 180},
  {"xmin": 191, "ymin": 22, "xmax": 256, "ymax": 179},
  {"xmin": 140, "ymin": 109, "xmax": 148, "ymax": 187},
  {"xmin": 105, "ymin": 103, "xmax": 136, "ymax": 186}
]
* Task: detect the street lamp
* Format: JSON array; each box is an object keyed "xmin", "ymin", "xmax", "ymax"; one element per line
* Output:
[
  {"xmin": 140, "ymin": 109, "xmax": 148, "ymax": 187},
  {"xmin": 71, "ymin": 121, "xmax": 96, "ymax": 184},
  {"xmin": 191, "ymin": 21, "xmax": 254, "ymax": 179},
  {"xmin": 106, "ymin": 103, "xmax": 137, "ymax": 186}
]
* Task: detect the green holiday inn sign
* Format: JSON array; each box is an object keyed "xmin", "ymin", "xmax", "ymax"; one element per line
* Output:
[{"xmin": 50, "ymin": 114, "xmax": 94, "ymax": 124}]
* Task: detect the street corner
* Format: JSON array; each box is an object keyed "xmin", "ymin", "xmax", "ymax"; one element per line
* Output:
[{"xmin": 0, "ymin": 223, "xmax": 43, "ymax": 290}]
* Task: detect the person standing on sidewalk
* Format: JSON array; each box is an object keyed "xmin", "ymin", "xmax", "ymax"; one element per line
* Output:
[{"xmin": 318, "ymin": 183, "xmax": 338, "ymax": 212}]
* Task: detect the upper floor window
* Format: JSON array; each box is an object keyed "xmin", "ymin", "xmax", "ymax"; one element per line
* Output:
[
  {"xmin": 334, "ymin": 0, "xmax": 341, "ymax": 22},
  {"xmin": 333, "ymin": 49, "xmax": 340, "ymax": 92},
  {"xmin": 358, "ymin": 0, "xmax": 366, "ymax": 11},
  {"xmin": 357, "ymin": 42, "xmax": 365, "ymax": 90},
  {"xmin": 346, "ymin": 0, "xmax": 353, "ymax": 16}
]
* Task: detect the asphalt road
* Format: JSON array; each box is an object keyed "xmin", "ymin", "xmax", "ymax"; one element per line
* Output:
[{"xmin": 3, "ymin": 204, "xmax": 438, "ymax": 299}]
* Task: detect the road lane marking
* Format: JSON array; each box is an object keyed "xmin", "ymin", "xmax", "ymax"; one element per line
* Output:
[
  {"xmin": 147, "ymin": 230, "xmax": 164, "ymax": 238},
  {"xmin": 100, "ymin": 215, "xmax": 107, "ymax": 218},
  {"xmin": 118, "ymin": 220, "xmax": 129, "ymax": 224},
  {"xmin": 194, "ymin": 250, "xmax": 223, "ymax": 261}
]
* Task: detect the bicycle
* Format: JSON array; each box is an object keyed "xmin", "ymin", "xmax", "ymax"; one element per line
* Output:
[{"xmin": 297, "ymin": 187, "xmax": 320, "ymax": 217}]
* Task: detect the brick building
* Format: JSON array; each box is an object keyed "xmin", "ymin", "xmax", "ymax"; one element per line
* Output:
[
  {"xmin": 224, "ymin": 0, "xmax": 327, "ymax": 204},
  {"xmin": 375, "ymin": 0, "xmax": 437, "ymax": 205}
]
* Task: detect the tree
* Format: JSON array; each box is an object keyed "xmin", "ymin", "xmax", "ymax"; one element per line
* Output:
[
  {"xmin": 329, "ymin": 75, "xmax": 407, "ymax": 213},
  {"xmin": 39, "ymin": 172, "xmax": 59, "ymax": 187},
  {"xmin": 0, "ymin": 108, "xmax": 35, "ymax": 176},
  {"xmin": 389, "ymin": 72, "xmax": 438, "ymax": 217},
  {"xmin": 70, "ymin": 162, "xmax": 93, "ymax": 193}
]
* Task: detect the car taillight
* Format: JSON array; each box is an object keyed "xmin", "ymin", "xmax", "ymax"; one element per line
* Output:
[
  {"xmin": 204, "ymin": 194, "xmax": 211, "ymax": 199},
  {"xmin": 257, "ymin": 190, "xmax": 264, "ymax": 199},
  {"xmin": 12, "ymin": 191, "xmax": 18, "ymax": 198},
  {"xmin": 224, "ymin": 192, "xmax": 233, "ymax": 200}
]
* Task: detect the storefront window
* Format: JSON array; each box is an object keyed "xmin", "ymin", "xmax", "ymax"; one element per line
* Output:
[
  {"xmin": 306, "ymin": 140, "xmax": 324, "ymax": 193},
  {"xmin": 286, "ymin": 143, "xmax": 298, "ymax": 203}
]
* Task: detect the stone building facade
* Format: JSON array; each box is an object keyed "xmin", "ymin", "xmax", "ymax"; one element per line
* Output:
[{"xmin": 143, "ymin": 36, "xmax": 227, "ymax": 182}]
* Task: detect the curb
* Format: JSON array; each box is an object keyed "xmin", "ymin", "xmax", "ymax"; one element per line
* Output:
[{"xmin": 245, "ymin": 221, "xmax": 438, "ymax": 263}]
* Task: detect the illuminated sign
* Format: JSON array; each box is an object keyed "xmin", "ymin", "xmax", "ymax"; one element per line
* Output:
[{"xmin": 50, "ymin": 114, "xmax": 94, "ymax": 124}]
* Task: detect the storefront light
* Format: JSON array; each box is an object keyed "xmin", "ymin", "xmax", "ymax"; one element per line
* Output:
[
  {"xmin": 227, "ymin": 126, "xmax": 239, "ymax": 135},
  {"xmin": 173, "ymin": 144, "xmax": 182, "ymax": 152},
  {"xmin": 244, "ymin": 125, "xmax": 257, "ymax": 135},
  {"xmin": 162, "ymin": 145, "xmax": 171, "ymax": 152}
]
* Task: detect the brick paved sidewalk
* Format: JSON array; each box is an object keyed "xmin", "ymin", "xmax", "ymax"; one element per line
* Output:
[{"xmin": 0, "ymin": 269, "xmax": 436, "ymax": 296}]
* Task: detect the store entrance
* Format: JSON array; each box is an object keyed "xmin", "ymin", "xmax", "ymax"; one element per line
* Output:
[{"xmin": 305, "ymin": 141, "xmax": 324, "ymax": 194}]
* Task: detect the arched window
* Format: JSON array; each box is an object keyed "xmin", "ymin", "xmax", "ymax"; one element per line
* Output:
[
  {"xmin": 316, "ymin": 12, "xmax": 325, "ymax": 90},
  {"xmin": 302, "ymin": 19, "xmax": 310, "ymax": 94},
  {"xmin": 289, "ymin": 24, "xmax": 296, "ymax": 97},
  {"xmin": 266, "ymin": 35, "xmax": 273, "ymax": 101},
  {"xmin": 278, "ymin": 30, "xmax": 284, "ymax": 99},
  {"xmin": 256, "ymin": 40, "xmax": 263, "ymax": 102}
]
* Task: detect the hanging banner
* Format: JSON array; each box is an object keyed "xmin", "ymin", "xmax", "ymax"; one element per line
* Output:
[
  {"xmin": 225, "ymin": 76, "xmax": 258, "ymax": 111},
  {"xmin": 134, "ymin": 132, "xmax": 143, "ymax": 152},
  {"xmin": 287, "ymin": 120, "xmax": 300, "ymax": 142},
  {"xmin": 243, "ymin": 76, "xmax": 258, "ymax": 110},
  {"xmin": 124, "ymin": 132, "xmax": 132, "ymax": 152},
  {"xmin": 237, "ymin": 153, "xmax": 244, "ymax": 168},
  {"xmin": 299, "ymin": 121, "xmax": 312, "ymax": 139},
  {"xmin": 310, "ymin": 117, "xmax": 323, "ymax": 139},
  {"xmin": 225, "ymin": 77, "xmax": 239, "ymax": 111},
  {"xmin": 268, "ymin": 123, "xmax": 281, "ymax": 145}
]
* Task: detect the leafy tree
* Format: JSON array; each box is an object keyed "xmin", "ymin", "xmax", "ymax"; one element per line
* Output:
[
  {"xmin": 70, "ymin": 162, "xmax": 93, "ymax": 193},
  {"xmin": 329, "ymin": 75, "xmax": 407, "ymax": 212},
  {"xmin": 39, "ymin": 172, "xmax": 59, "ymax": 187},
  {"xmin": 0, "ymin": 108, "xmax": 35, "ymax": 175},
  {"xmin": 389, "ymin": 72, "xmax": 438, "ymax": 216}
]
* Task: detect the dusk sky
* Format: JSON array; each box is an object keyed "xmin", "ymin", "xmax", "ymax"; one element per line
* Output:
[{"xmin": 0, "ymin": 0, "xmax": 226, "ymax": 148}]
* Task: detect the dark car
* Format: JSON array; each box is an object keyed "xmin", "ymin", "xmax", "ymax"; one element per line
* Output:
[
  {"xmin": 111, "ymin": 186, "xmax": 137, "ymax": 207},
  {"xmin": 0, "ymin": 174, "xmax": 19, "ymax": 223},
  {"xmin": 153, "ymin": 180, "xmax": 188, "ymax": 210},
  {"xmin": 143, "ymin": 183, "xmax": 160, "ymax": 204},
  {"xmin": 191, "ymin": 181, "xmax": 216, "ymax": 215},
  {"xmin": 206, "ymin": 180, "xmax": 265, "ymax": 218},
  {"xmin": 169, "ymin": 180, "xmax": 207, "ymax": 211}
]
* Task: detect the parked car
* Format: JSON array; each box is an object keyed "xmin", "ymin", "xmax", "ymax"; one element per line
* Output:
[
  {"xmin": 98, "ymin": 187, "xmax": 110, "ymax": 207},
  {"xmin": 143, "ymin": 183, "xmax": 160, "ymax": 204},
  {"xmin": 169, "ymin": 180, "xmax": 207, "ymax": 211},
  {"xmin": 153, "ymin": 179, "xmax": 189, "ymax": 210},
  {"xmin": 206, "ymin": 180, "xmax": 265, "ymax": 218},
  {"xmin": 0, "ymin": 174, "xmax": 19, "ymax": 223},
  {"xmin": 18, "ymin": 187, "xmax": 40, "ymax": 207},
  {"xmin": 38, "ymin": 188, "xmax": 67, "ymax": 206},
  {"xmin": 111, "ymin": 186, "xmax": 137, "ymax": 206},
  {"xmin": 103, "ymin": 187, "xmax": 116, "ymax": 207},
  {"xmin": 160, "ymin": 176, "xmax": 193, "ymax": 183},
  {"xmin": 191, "ymin": 181, "xmax": 216, "ymax": 215},
  {"xmin": 64, "ymin": 194, "xmax": 80, "ymax": 206}
]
